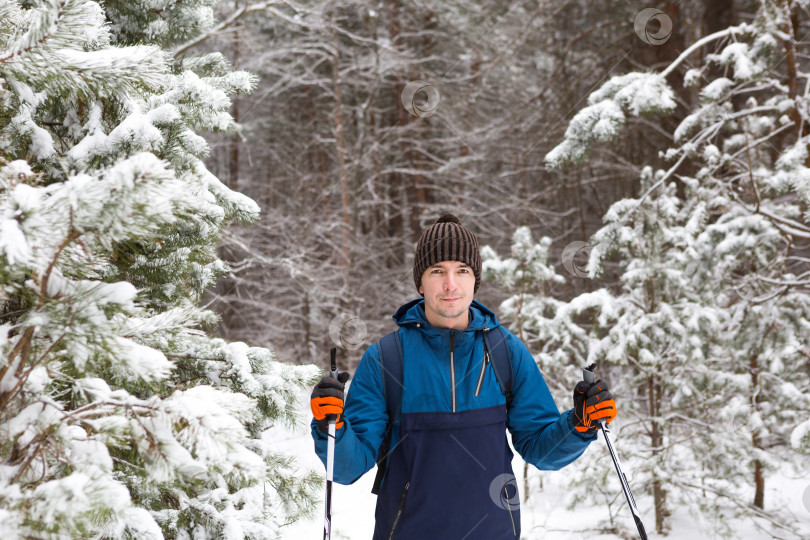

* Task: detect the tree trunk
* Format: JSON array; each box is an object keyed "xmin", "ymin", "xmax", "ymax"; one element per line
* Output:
[
  {"xmin": 523, "ymin": 461, "xmax": 531, "ymax": 500},
  {"xmin": 648, "ymin": 375, "xmax": 668, "ymax": 534},
  {"xmin": 229, "ymin": 17, "xmax": 240, "ymax": 189},
  {"xmin": 750, "ymin": 352, "xmax": 765, "ymax": 508},
  {"xmin": 329, "ymin": 19, "xmax": 352, "ymax": 283},
  {"xmin": 778, "ymin": 0, "xmax": 804, "ymax": 137}
]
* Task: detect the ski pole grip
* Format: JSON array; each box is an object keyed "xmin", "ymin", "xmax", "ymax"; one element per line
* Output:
[
  {"xmin": 330, "ymin": 347, "xmax": 338, "ymax": 379},
  {"xmin": 325, "ymin": 348, "xmax": 340, "ymax": 426},
  {"xmin": 583, "ymin": 363, "xmax": 596, "ymax": 384}
]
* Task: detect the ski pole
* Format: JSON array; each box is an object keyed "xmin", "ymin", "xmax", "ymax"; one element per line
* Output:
[
  {"xmin": 323, "ymin": 347, "xmax": 338, "ymax": 540},
  {"xmin": 583, "ymin": 363, "xmax": 648, "ymax": 540}
]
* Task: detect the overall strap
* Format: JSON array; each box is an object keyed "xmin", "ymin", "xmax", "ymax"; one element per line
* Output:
[
  {"xmin": 483, "ymin": 326, "xmax": 513, "ymax": 406},
  {"xmin": 371, "ymin": 331, "xmax": 403, "ymax": 495}
]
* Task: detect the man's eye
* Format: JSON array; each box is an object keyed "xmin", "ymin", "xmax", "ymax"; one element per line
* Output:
[{"xmin": 459, "ymin": 268, "xmax": 469, "ymax": 274}]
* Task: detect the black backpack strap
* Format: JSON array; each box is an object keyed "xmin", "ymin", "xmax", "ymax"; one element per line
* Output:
[
  {"xmin": 371, "ymin": 331, "xmax": 403, "ymax": 495},
  {"xmin": 483, "ymin": 327, "xmax": 513, "ymax": 407}
]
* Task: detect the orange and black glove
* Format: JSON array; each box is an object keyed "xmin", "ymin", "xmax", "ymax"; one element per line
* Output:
[
  {"xmin": 311, "ymin": 372, "xmax": 351, "ymax": 432},
  {"xmin": 573, "ymin": 379, "xmax": 617, "ymax": 434}
]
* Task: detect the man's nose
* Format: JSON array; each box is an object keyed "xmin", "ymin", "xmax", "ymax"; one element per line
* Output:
[{"xmin": 443, "ymin": 273, "xmax": 457, "ymax": 290}]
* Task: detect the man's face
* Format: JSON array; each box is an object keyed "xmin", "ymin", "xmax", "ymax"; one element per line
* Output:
[{"xmin": 418, "ymin": 261, "xmax": 475, "ymax": 330}]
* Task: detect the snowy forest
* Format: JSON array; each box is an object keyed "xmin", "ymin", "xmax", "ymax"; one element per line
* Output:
[{"xmin": 1, "ymin": 0, "xmax": 809, "ymax": 538}]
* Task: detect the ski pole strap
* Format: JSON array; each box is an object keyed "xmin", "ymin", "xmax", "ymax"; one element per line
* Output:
[{"xmin": 371, "ymin": 331, "xmax": 403, "ymax": 495}]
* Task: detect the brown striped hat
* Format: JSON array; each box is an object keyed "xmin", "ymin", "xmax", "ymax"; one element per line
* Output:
[{"xmin": 413, "ymin": 213, "xmax": 481, "ymax": 293}]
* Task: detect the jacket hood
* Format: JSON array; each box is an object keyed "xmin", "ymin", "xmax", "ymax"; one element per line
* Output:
[{"xmin": 392, "ymin": 298, "xmax": 500, "ymax": 332}]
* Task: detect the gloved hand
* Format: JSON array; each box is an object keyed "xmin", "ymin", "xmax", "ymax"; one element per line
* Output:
[
  {"xmin": 311, "ymin": 371, "xmax": 351, "ymax": 432},
  {"xmin": 573, "ymin": 379, "xmax": 617, "ymax": 434}
]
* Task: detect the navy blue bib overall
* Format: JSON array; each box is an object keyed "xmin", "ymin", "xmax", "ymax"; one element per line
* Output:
[{"xmin": 373, "ymin": 403, "xmax": 519, "ymax": 539}]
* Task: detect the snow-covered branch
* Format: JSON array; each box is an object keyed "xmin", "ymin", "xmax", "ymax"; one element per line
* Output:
[{"xmin": 172, "ymin": 1, "xmax": 279, "ymax": 59}]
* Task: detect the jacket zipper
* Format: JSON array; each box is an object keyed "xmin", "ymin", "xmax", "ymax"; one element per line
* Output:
[
  {"xmin": 474, "ymin": 342, "xmax": 489, "ymax": 397},
  {"xmin": 387, "ymin": 481, "xmax": 410, "ymax": 540},
  {"xmin": 449, "ymin": 330, "xmax": 456, "ymax": 412}
]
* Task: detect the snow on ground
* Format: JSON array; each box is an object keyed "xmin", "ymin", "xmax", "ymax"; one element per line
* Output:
[{"xmin": 273, "ymin": 392, "xmax": 810, "ymax": 539}]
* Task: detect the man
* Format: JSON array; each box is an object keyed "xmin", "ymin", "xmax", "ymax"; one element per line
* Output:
[{"xmin": 311, "ymin": 214, "xmax": 616, "ymax": 539}]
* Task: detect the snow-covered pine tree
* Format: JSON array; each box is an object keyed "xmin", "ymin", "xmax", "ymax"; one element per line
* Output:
[
  {"xmin": 0, "ymin": 1, "xmax": 320, "ymax": 538},
  {"xmin": 584, "ymin": 172, "xmax": 724, "ymax": 536},
  {"xmin": 481, "ymin": 228, "xmax": 565, "ymax": 344},
  {"xmin": 483, "ymin": 185, "xmax": 713, "ymax": 536},
  {"xmin": 544, "ymin": 1, "xmax": 810, "ymax": 538}
]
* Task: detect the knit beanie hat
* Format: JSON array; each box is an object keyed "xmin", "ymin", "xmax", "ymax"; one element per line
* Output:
[{"xmin": 413, "ymin": 213, "xmax": 482, "ymax": 293}]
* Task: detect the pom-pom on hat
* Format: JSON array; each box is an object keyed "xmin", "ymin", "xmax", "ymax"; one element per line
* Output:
[{"xmin": 413, "ymin": 213, "xmax": 481, "ymax": 293}]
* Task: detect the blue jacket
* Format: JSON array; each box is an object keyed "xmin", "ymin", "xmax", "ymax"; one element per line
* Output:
[{"xmin": 312, "ymin": 299, "xmax": 595, "ymax": 538}]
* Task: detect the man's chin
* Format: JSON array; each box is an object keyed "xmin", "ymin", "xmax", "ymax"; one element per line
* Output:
[{"xmin": 437, "ymin": 305, "xmax": 468, "ymax": 321}]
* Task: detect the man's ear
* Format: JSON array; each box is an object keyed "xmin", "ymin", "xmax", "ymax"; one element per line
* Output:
[{"xmin": 418, "ymin": 285, "xmax": 423, "ymax": 295}]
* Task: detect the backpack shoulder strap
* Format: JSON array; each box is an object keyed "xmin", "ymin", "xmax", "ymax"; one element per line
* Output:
[
  {"xmin": 371, "ymin": 330, "xmax": 403, "ymax": 495},
  {"xmin": 483, "ymin": 326, "xmax": 513, "ymax": 407}
]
